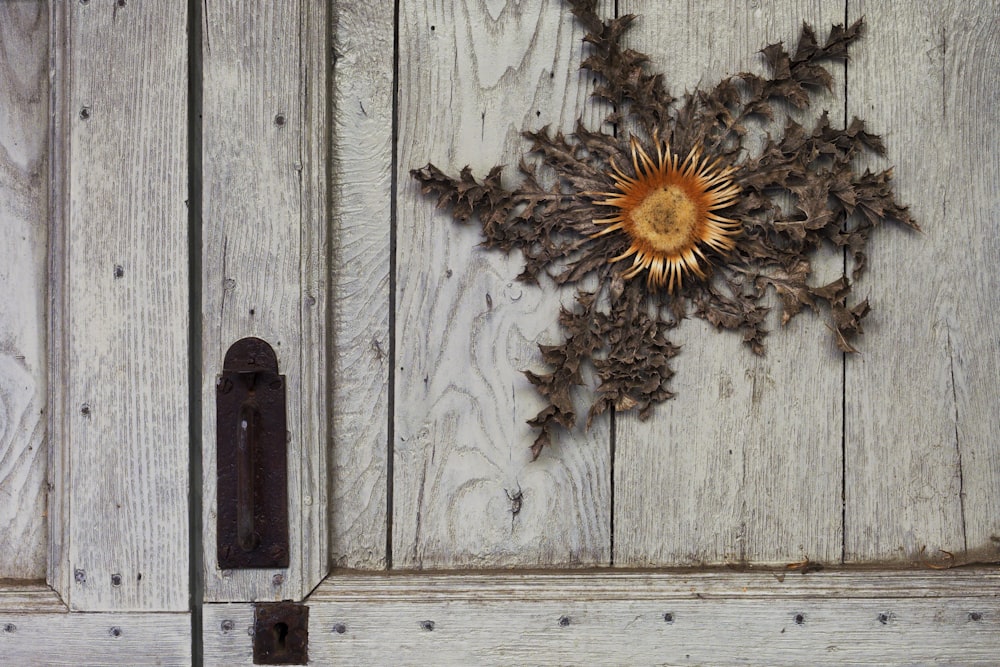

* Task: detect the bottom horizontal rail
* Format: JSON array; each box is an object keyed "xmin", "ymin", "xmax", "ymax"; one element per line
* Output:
[
  {"xmin": 0, "ymin": 609, "xmax": 190, "ymax": 666},
  {"xmin": 204, "ymin": 570, "xmax": 999, "ymax": 666}
]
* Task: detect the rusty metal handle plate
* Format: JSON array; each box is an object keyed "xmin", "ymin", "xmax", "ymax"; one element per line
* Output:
[{"xmin": 216, "ymin": 337, "xmax": 289, "ymax": 569}]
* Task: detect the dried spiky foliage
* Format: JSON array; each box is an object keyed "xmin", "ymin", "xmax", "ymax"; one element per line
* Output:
[{"xmin": 412, "ymin": 0, "xmax": 917, "ymax": 460}]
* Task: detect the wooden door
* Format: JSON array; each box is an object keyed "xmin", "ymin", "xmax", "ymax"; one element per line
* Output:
[
  {"xmin": 199, "ymin": 0, "xmax": 1000, "ymax": 664},
  {"xmin": 2, "ymin": 1, "xmax": 998, "ymax": 665},
  {"xmin": 0, "ymin": 1, "xmax": 190, "ymax": 664}
]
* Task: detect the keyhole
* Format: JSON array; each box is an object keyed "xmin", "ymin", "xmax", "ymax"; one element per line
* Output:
[{"xmin": 273, "ymin": 622, "xmax": 289, "ymax": 649}]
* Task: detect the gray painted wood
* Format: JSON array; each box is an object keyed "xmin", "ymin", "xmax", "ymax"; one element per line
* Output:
[
  {"xmin": 0, "ymin": 0, "xmax": 48, "ymax": 581},
  {"xmin": 48, "ymin": 0, "xmax": 189, "ymax": 611},
  {"xmin": 0, "ymin": 608, "xmax": 190, "ymax": 666},
  {"xmin": 201, "ymin": 0, "xmax": 330, "ymax": 600},
  {"xmin": 845, "ymin": 0, "xmax": 1000, "ymax": 563},
  {"xmin": 203, "ymin": 571, "xmax": 1000, "ymax": 665},
  {"xmin": 0, "ymin": 582, "xmax": 64, "ymax": 612},
  {"xmin": 614, "ymin": 1, "xmax": 846, "ymax": 566},
  {"xmin": 393, "ymin": 0, "xmax": 612, "ymax": 569},
  {"xmin": 329, "ymin": 0, "xmax": 392, "ymax": 570}
]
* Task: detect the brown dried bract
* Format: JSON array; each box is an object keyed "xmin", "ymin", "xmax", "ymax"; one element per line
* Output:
[{"xmin": 412, "ymin": 0, "xmax": 917, "ymax": 459}]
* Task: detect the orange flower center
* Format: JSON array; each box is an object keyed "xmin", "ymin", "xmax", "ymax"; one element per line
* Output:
[
  {"xmin": 588, "ymin": 136, "xmax": 742, "ymax": 292},
  {"xmin": 630, "ymin": 184, "xmax": 700, "ymax": 252}
]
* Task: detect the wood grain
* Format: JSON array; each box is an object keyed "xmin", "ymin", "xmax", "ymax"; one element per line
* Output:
[
  {"xmin": 0, "ymin": 609, "xmax": 190, "ymax": 666},
  {"xmin": 204, "ymin": 571, "xmax": 1000, "ymax": 666},
  {"xmin": 329, "ymin": 0, "xmax": 392, "ymax": 570},
  {"xmin": 614, "ymin": 0, "xmax": 847, "ymax": 566},
  {"xmin": 0, "ymin": 581, "xmax": 64, "ymax": 612},
  {"xmin": 0, "ymin": 0, "xmax": 48, "ymax": 581},
  {"xmin": 845, "ymin": 0, "xmax": 1000, "ymax": 562},
  {"xmin": 201, "ymin": 0, "xmax": 330, "ymax": 600},
  {"xmin": 49, "ymin": 0, "xmax": 189, "ymax": 611},
  {"xmin": 393, "ymin": 0, "xmax": 612, "ymax": 569}
]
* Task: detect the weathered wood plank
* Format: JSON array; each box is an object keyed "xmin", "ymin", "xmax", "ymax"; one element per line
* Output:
[
  {"xmin": 0, "ymin": 610, "xmax": 190, "ymax": 666},
  {"xmin": 0, "ymin": 582, "xmax": 64, "ymax": 612},
  {"xmin": 309, "ymin": 569, "xmax": 1000, "ymax": 601},
  {"xmin": 298, "ymin": 0, "xmax": 331, "ymax": 597},
  {"xmin": 329, "ymin": 1, "xmax": 392, "ymax": 570},
  {"xmin": 0, "ymin": 0, "xmax": 48, "ymax": 581},
  {"xmin": 204, "ymin": 571, "xmax": 1000, "ymax": 666},
  {"xmin": 201, "ymin": 0, "xmax": 330, "ymax": 600},
  {"xmin": 393, "ymin": 0, "xmax": 611, "ymax": 569},
  {"xmin": 845, "ymin": 0, "xmax": 1000, "ymax": 563},
  {"xmin": 614, "ymin": 0, "xmax": 846, "ymax": 566},
  {"xmin": 50, "ymin": 0, "xmax": 188, "ymax": 611}
]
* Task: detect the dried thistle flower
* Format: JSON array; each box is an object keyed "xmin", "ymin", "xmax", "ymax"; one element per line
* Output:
[
  {"xmin": 412, "ymin": 0, "xmax": 917, "ymax": 460},
  {"xmin": 589, "ymin": 135, "xmax": 742, "ymax": 292}
]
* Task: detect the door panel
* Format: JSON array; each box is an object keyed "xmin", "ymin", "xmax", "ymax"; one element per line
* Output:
[
  {"xmin": 613, "ymin": 0, "xmax": 846, "ymax": 567},
  {"xmin": 329, "ymin": 0, "xmax": 393, "ymax": 571},
  {"xmin": 845, "ymin": 0, "xmax": 1000, "ymax": 564},
  {"xmin": 200, "ymin": 0, "xmax": 330, "ymax": 602},
  {"xmin": 392, "ymin": 0, "xmax": 614, "ymax": 571},
  {"xmin": 0, "ymin": 2, "xmax": 190, "ymax": 664},
  {"xmin": 50, "ymin": 0, "xmax": 189, "ymax": 613},
  {"xmin": 0, "ymin": 0, "xmax": 49, "ymax": 581}
]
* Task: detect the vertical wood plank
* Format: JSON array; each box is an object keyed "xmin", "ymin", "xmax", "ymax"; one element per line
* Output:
[
  {"xmin": 614, "ymin": 0, "xmax": 847, "ymax": 566},
  {"xmin": 846, "ymin": 0, "xmax": 1000, "ymax": 562},
  {"xmin": 394, "ymin": 0, "xmax": 611, "ymax": 569},
  {"xmin": 298, "ymin": 0, "xmax": 331, "ymax": 596},
  {"xmin": 0, "ymin": 0, "xmax": 48, "ymax": 580},
  {"xmin": 329, "ymin": 1, "xmax": 392, "ymax": 569},
  {"xmin": 201, "ymin": 0, "xmax": 329, "ymax": 600},
  {"xmin": 50, "ymin": 0, "xmax": 188, "ymax": 610}
]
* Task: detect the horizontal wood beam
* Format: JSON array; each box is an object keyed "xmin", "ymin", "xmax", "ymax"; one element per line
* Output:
[
  {"xmin": 204, "ymin": 570, "xmax": 1000, "ymax": 665},
  {"xmin": 308, "ymin": 569, "xmax": 1000, "ymax": 601},
  {"xmin": 0, "ymin": 608, "xmax": 189, "ymax": 666}
]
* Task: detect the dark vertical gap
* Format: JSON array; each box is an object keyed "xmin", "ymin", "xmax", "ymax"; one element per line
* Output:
[
  {"xmin": 386, "ymin": 0, "xmax": 401, "ymax": 571},
  {"xmin": 609, "ymin": 0, "xmax": 619, "ymax": 569},
  {"xmin": 839, "ymin": 0, "xmax": 849, "ymax": 565},
  {"xmin": 187, "ymin": 0, "xmax": 205, "ymax": 662}
]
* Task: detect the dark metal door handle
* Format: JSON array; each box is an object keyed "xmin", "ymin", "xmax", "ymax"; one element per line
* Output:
[{"xmin": 216, "ymin": 337, "xmax": 289, "ymax": 569}]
